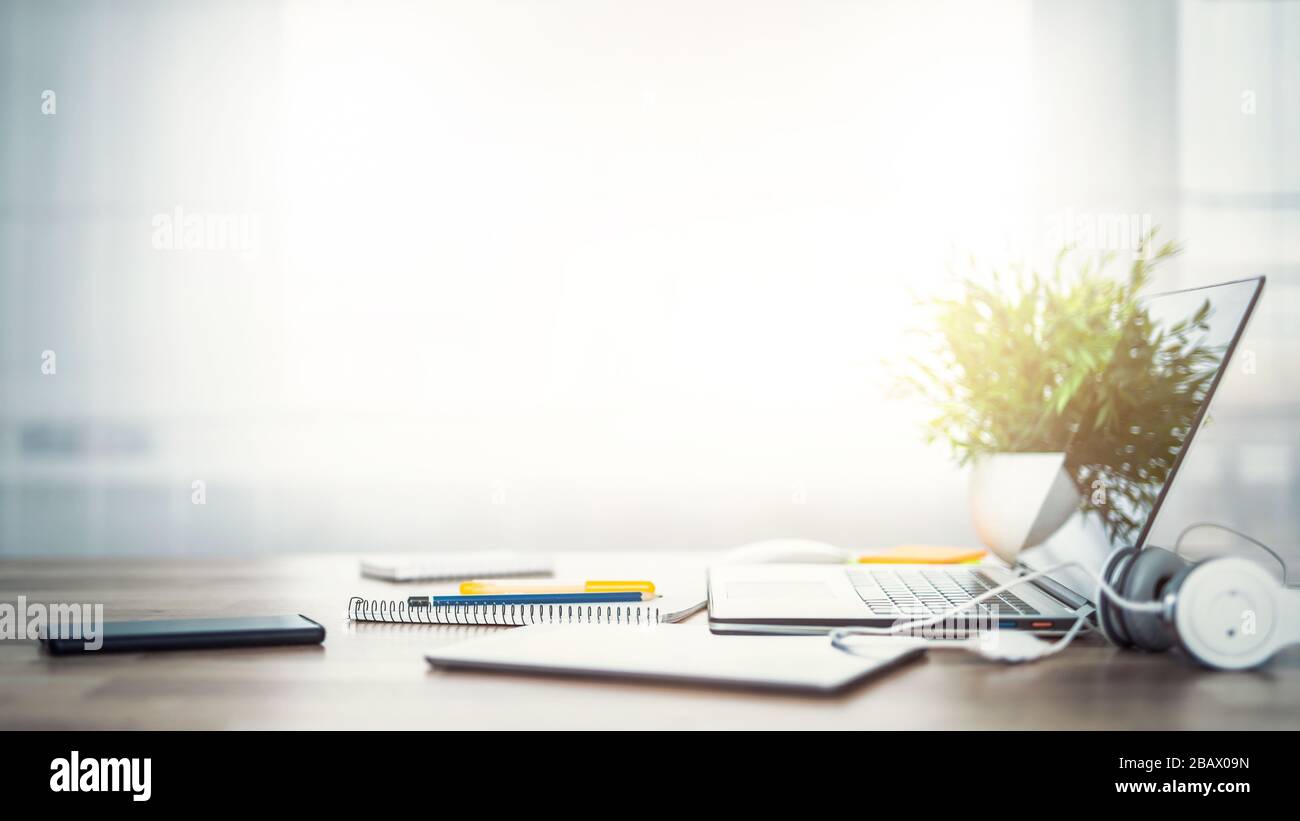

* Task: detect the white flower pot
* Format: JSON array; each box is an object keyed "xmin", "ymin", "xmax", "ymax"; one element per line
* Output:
[{"xmin": 968, "ymin": 452, "xmax": 1080, "ymax": 564}]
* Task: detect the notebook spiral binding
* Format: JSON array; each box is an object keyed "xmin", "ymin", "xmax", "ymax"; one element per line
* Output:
[{"xmin": 347, "ymin": 596, "xmax": 663, "ymax": 625}]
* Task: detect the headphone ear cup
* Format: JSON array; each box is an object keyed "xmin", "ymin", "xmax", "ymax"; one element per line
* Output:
[
  {"xmin": 1170, "ymin": 558, "xmax": 1288, "ymax": 670},
  {"xmin": 1097, "ymin": 547, "xmax": 1137, "ymax": 648},
  {"xmin": 1118, "ymin": 547, "xmax": 1190, "ymax": 652}
]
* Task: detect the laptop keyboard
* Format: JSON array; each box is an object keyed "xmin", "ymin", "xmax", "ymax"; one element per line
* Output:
[{"xmin": 846, "ymin": 567, "xmax": 1041, "ymax": 617}]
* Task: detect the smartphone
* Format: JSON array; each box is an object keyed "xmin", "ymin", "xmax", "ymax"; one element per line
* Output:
[{"xmin": 41, "ymin": 614, "xmax": 326, "ymax": 655}]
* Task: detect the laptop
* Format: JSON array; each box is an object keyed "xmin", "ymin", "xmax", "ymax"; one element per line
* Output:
[{"xmin": 708, "ymin": 276, "xmax": 1265, "ymax": 636}]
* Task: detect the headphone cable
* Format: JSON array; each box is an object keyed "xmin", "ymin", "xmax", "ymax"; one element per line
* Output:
[
  {"xmin": 829, "ymin": 560, "xmax": 1160, "ymax": 657},
  {"xmin": 1171, "ymin": 521, "xmax": 1291, "ymax": 587}
]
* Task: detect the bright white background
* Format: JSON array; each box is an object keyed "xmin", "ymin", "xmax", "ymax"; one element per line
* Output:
[{"xmin": 1, "ymin": 1, "xmax": 1296, "ymax": 564}]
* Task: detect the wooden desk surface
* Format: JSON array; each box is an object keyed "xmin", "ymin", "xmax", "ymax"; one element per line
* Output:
[{"xmin": 2, "ymin": 552, "xmax": 1298, "ymax": 730}]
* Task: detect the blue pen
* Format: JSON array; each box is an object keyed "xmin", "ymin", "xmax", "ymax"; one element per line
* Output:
[{"xmin": 407, "ymin": 592, "xmax": 651, "ymax": 608}]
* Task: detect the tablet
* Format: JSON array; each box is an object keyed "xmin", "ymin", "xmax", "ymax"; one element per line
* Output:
[{"xmin": 426, "ymin": 623, "xmax": 924, "ymax": 694}]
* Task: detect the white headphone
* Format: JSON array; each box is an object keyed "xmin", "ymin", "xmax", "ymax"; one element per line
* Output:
[
  {"xmin": 831, "ymin": 534, "xmax": 1299, "ymax": 671},
  {"xmin": 1097, "ymin": 544, "xmax": 1300, "ymax": 670}
]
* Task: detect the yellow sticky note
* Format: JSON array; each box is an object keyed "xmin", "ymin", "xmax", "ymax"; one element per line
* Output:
[{"xmin": 856, "ymin": 545, "xmax": 987, "ymax": 564}]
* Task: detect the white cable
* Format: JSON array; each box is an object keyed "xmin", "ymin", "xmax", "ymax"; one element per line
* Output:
[
  {"xmin": 828, "ymin": 560, "xmax": 1160, "ymax": 656},
  {"xmin": 1172, "ymin": 521, "xmax": 1291, "ymax": 587},
  {"xmin": 1029, "ymin": 612, "xmax": 1093, "ymax": 658}
]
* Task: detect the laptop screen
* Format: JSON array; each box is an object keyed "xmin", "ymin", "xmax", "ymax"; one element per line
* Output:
[{"xmin": 1017, "ymin": 277, "xmax": 1264, "ymax": 604}]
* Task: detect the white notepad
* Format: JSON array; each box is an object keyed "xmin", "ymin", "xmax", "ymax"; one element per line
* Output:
[
  {"xmin": 425, "ymin": 624, "xmax": 925, "ymax": 693},
  {"xmin": 360, "ymin": 551, "xmax": 552, "ymax": 582}
]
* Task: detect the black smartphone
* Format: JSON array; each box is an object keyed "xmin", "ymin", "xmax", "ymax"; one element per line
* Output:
[{"xmin": 41, "ymin": 614, "xmax": 326, "ymax": 655}]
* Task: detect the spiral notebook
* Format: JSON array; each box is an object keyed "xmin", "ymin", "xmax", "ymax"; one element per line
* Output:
[{"xmin": 348, "ymin": 595, "xmax": 705, "ymax": 626}]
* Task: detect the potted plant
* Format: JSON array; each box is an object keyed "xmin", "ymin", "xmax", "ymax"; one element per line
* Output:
[{"xmin": 899, "ymin": 233, "xmax": 1221, "ymax": 561}]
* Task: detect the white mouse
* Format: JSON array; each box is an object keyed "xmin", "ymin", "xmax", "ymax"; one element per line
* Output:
[{"xmin": 720, "ymin": 538, "xmax": 850, "ymax": 565}]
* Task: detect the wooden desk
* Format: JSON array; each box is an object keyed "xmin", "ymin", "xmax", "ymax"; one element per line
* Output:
[{"xmin": 2, "ymin": 552, "xmax": 1298, "ymax": 730}]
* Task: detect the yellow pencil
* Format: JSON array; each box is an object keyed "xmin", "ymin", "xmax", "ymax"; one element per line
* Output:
[{"xmin": 459, "ymin": 579, "xmax": 656, "ymax": 595}]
